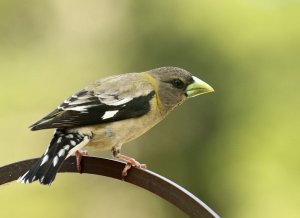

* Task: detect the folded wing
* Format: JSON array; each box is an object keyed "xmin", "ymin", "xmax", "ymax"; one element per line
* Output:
[{"xmin": 30, "ymin": 74, "xmax": 155, "ymax": 130}]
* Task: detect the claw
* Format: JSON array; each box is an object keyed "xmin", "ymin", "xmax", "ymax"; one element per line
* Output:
[
  {"xmin": 121, "ymin": 158, "xmax": 147, "ymax": 178},
  {"xmin": 111, "ymin": 148, "xmax": 147, "ymax": 178},
  {"xmin": 122, "ymin": 164, "xmax": 132, "ymax": 177}
]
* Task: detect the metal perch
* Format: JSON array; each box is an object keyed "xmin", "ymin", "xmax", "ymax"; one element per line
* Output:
[{"xmin": 0, "ymin": 156, "xmax": 220, "ymax": 218}]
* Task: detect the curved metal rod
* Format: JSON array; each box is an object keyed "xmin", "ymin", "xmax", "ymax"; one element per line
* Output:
[{"xmin": 0, "ymin": 157, "xmax": 220, "ymax": 218}]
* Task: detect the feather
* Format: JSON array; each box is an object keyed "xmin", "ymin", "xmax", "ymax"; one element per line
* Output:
[
  {"xmin": 18, "ymin": 129, "xmax": 90, "ymax": 185},
  {"xmin": 30, "ymin": 88, "xmax": 155, "ymax": 130}
]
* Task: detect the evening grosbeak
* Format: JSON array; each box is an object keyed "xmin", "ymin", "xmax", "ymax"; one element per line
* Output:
[{"xmin": 18, "ymin": 67, "xmax": 214, "ymax": 185}]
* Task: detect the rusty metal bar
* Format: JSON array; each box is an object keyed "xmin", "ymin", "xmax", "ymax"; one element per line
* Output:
[{"xmin": 0, "ymin": 157, "xmax": 220, "ymax": 218}]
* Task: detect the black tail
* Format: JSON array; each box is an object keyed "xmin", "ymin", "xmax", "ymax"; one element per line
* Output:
[{"xmin": 18, "ymin": 129, "xmax": 89, "ymax": 185}]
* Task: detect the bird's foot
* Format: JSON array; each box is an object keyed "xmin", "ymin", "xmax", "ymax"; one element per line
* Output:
[
  {"xmin": 75, "ymin": 150, "xmax": 88, "ymax": 173},
  {"xmin": 120, "ymin": 156, "xmax": 147, "ymax": 177},
  {"xmin": 111, "ymin": 148, "xmax": 147, "ymax": 178}
]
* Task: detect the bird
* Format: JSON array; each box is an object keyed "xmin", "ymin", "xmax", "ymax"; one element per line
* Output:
[{"xmin": 18, "ymin": 66, "xmax": 214, "ymax": 185}]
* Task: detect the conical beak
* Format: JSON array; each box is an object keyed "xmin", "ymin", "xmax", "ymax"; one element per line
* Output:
[{"xmin": 186, "ymin": 76, "xmax": 214, "ymax": 98}]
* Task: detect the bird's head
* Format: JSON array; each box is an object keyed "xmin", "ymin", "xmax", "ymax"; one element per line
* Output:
[{"xmin": 147, "ymin": 66, "xmax": 214, "ymax": 113}]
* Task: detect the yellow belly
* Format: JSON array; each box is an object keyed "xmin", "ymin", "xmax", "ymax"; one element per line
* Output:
[{"xmin": 74, "ymin": 102, "xmax": 164, "ymax": 151}]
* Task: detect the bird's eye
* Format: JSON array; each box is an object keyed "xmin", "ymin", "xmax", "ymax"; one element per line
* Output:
[{"xmin": 171, "ymin": 79, "xmax": 185, "ymax": 89}]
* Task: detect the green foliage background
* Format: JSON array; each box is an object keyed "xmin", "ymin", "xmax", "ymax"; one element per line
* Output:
[{"xmin": 0, "ymin": 1, "xmax": 299, "ymax": 217}]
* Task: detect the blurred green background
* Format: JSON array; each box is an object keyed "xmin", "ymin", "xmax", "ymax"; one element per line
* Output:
[{"xmin": 0, "ymin": 0, "xmax": 299, "ymax": 217}]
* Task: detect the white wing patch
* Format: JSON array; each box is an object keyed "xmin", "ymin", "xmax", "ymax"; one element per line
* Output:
[
  {"xmin": 102, "ymin": 110, "xmax": 119, "ymax": 120},
  {"xmin": 105, "ymin": 97, "xmax": 132, "ymax": 106},
  {"xmin": 63, "ymin": 105, "xmax": 95, "ymax": 112},
  {"xmin": 95, "ymin": 91, "xmax": 133, "ymax": 106}
]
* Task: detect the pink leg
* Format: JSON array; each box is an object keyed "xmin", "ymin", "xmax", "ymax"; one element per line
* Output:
[
  {"xmin": 117, "ymin": 154, "xmax": 147, "ymax": 177},
  {"xmin": 112, "ymin": 147, "xmax": 147, "ymax": 177},
  {"xmin": 75, "ymin": 150, "xmax": 88, "ymax": 173}
]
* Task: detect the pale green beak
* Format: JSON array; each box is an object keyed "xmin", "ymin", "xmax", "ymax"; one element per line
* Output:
[{"xmin": 186, "ymin": 76, "xmax": 214, "ymax": 98}]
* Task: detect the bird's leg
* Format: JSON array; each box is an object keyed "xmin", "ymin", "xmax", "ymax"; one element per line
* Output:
[
  {"xmin": 75, "ymin": 149, "xmax": 88, "ymax": 173},
  {"xmin": 112, "ymin": 147, "xmax": 147, "ymax": 177}
]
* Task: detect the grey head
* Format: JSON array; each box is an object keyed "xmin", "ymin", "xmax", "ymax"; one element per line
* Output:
[{"xmin": 147, "ymin": 66, "xmax": 214, "ymax": 114}]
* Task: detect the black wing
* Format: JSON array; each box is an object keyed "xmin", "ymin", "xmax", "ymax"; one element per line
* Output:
[{"xmin": 30, "ymin": 89, "xmax": 155, "ymax": 131}]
